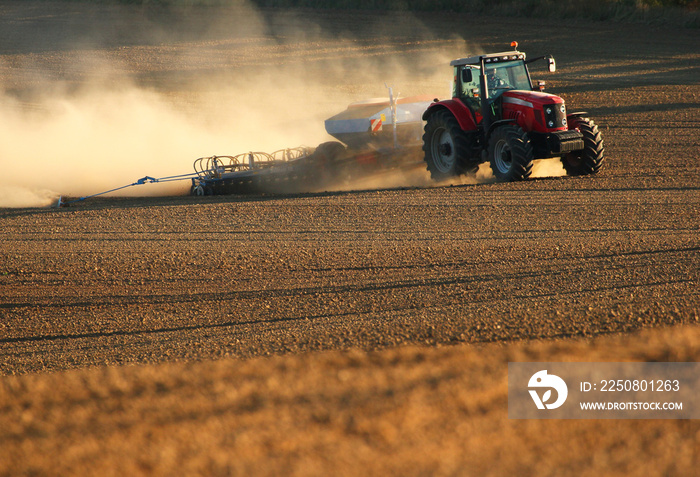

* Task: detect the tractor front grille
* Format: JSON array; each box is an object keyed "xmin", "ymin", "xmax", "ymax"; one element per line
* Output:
[{"xmin": 543, "ymin": 103, "xmax": 567, "ymax": 129}]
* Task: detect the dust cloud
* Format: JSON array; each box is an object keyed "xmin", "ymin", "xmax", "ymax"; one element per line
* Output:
[
  {"xmin": 0, "ymin": 88, "xmax": 231, "ymax": 207},
  {"xmin": 531, "ymin": 158, "xmax": 566, "ymax": 178},
  {"xmin": 0, "ymin": 1, "xmax": 472, "ymax": 208}
]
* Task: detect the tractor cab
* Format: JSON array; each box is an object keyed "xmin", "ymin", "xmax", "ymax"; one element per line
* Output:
[
  {"xmin": 451, "ymin": 50, "xmax": 552, "ymax": 122},
  {"xmin": 452, "ymin": 52, "xmax": 533, "ymax": 105}
]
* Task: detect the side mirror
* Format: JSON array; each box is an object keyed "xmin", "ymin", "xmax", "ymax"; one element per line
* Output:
[
  {"xmin": 548, "ymin": 57, "xmax": 556, "ymax": 73},
  {"xmin": 461, "ymin": 68, "xmax": 473, "ymax": 83}
]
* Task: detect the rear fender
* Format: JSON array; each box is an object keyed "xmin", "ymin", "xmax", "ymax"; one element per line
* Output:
[{"xmin": 422, "ymin": 99, "xmax": 478, "ymax": 132}]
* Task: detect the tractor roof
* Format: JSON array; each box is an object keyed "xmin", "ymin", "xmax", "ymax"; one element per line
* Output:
[{"xmin": 450, "ymin": 51, "xmax": 526, "ymax": 67}]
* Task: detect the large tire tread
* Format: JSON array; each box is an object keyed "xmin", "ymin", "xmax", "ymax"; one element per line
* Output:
[
  {"xmin": 422, "ymin": 109, "xmax": 478, "ymax": 181},
  {"xmin": 561, "ymin": 117, "xmax": 605, "ymax": 176},
  {"xmin": 488, "ymin": 125, "xmax": 534, "ymax": 181}
]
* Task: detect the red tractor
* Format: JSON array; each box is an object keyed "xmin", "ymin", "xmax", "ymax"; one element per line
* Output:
[{"xmin": 422, "ymin": 42, "xmax": 605, "ymax": 181}]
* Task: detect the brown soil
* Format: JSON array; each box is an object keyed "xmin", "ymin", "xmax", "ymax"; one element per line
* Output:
[{"xmin": 0, "ymin": 2, "xmax": 699, "ymax": 475}]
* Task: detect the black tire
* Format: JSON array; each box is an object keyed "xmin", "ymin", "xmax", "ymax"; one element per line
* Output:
[
  {"xmin": 312, "ymin": 141, "xmax": 347, "ymax": 185},
  {"xmin": 313, "ymin": 141, "xmax": 346, "ymax": 165},
  {"xmin": 561, "ymin": 117, "xmax": 605, "ymax": 176},
  {"xmin": 422, "ymin": 109, "xmax": 478, "ymax": 181},
  {"xmin": 307, "ymin": 141, "xmax": 346, "ymax": 188},
  {"xmin": 488, "ymin": 125, "xmax": 534, "ymax": 181}
]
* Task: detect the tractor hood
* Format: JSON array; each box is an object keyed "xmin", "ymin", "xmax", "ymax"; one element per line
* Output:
[
  {"xmin": 501, "ymin": 90, "xmax": 564, "ymax": 108},
  {"xmin": 501, "ymin": 90, "xmax": 568, "ymax": 132}
]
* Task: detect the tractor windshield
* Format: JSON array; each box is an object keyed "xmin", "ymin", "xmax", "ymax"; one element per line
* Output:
[{"xmin": 485, "ymin": 60, "xmax": 531, "ymax": 99}]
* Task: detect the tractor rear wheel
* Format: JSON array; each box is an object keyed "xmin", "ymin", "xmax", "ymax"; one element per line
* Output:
[
  {"xmin": 561, "ymin": 117, "xmax": 605, "ymax": 175},
  {"xmin": 423, "ymin": 109, "xmax": 478, "ymax": 181},
  {"xmin": 488, "ymin": 125, "xmax": 534, "ymax": 181}
]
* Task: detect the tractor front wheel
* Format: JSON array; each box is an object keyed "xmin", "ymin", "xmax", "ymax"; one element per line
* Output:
[
  {"xmin": 488, "ymin": 125, "xmax": 534, "ymax": 181},
  {"xmin": 561, "ymin": 117, "xmax": 605, "ymax": 176},
  {"xmin": 423, "ymin": 109, "xmax": 478, "ymax": 181}
]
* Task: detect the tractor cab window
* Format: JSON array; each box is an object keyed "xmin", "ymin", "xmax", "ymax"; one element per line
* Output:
[
  {"xmin": 484, "ymin": 60, "xmax": 531, "ymax": 99},
  {"xmin": 455, "ymin": 65, "xmax": 481, "ymax": 111}
]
